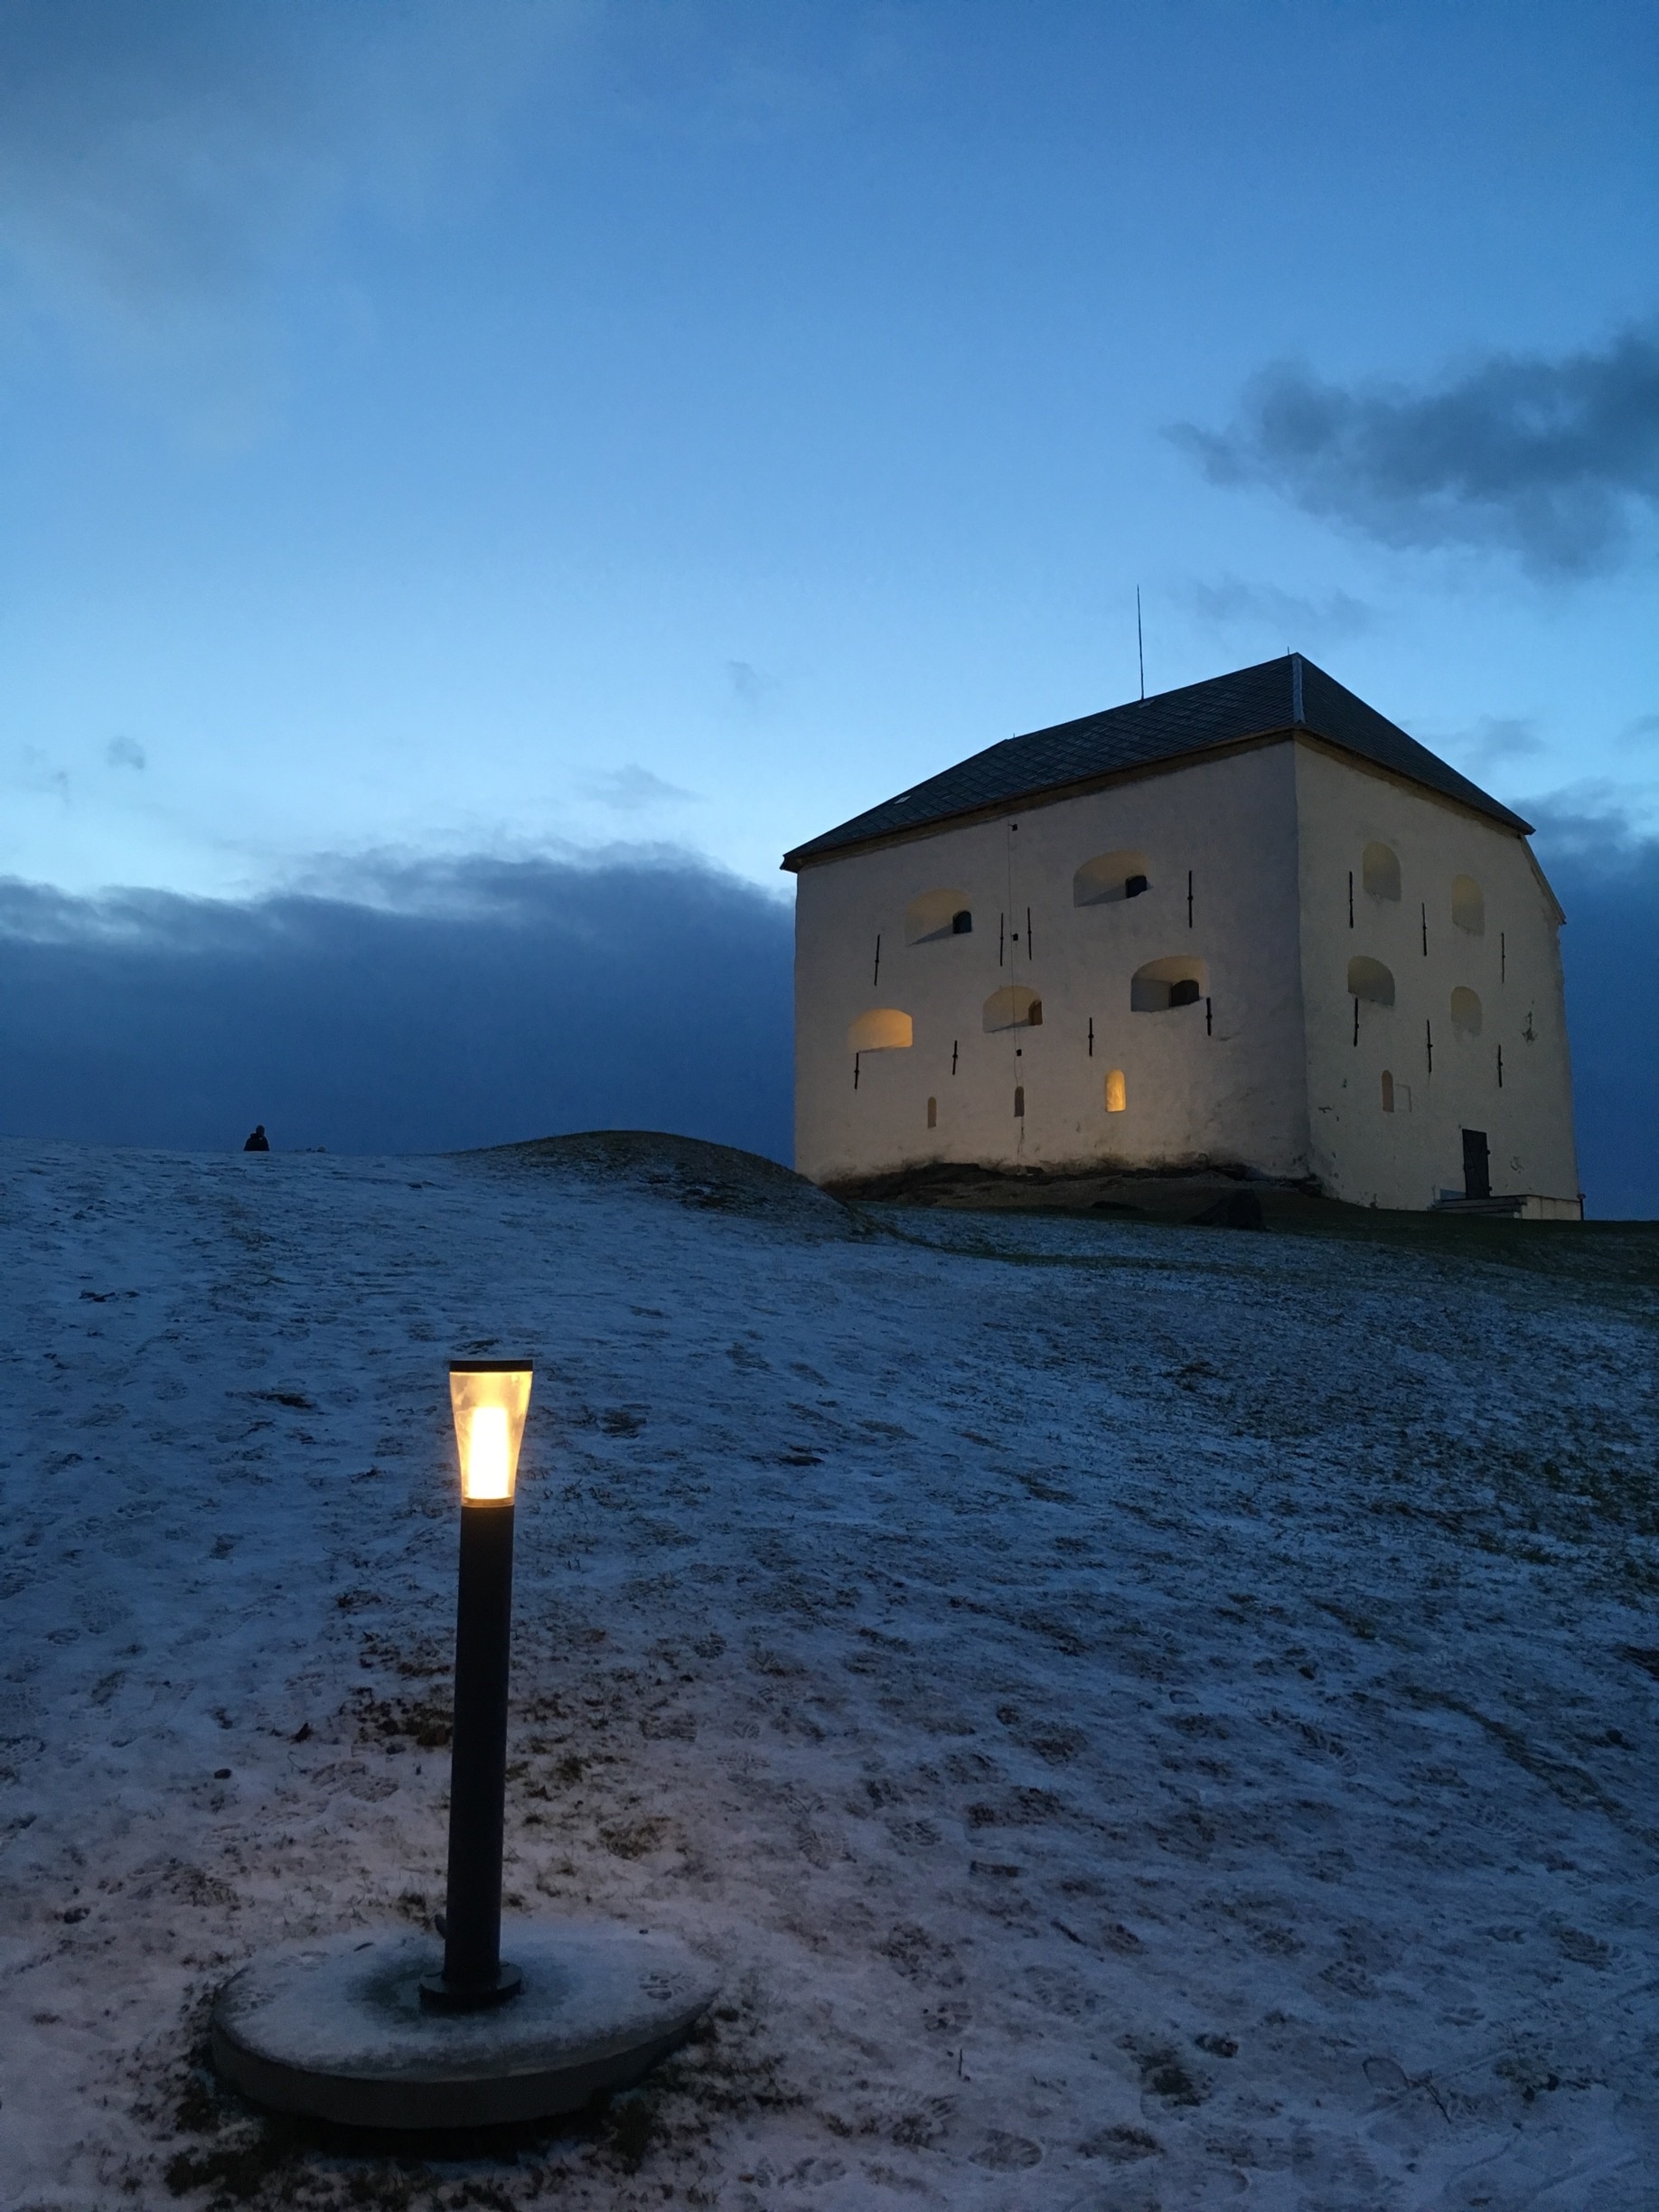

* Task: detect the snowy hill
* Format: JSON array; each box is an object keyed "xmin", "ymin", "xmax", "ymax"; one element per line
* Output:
[{"xmin": 1, "ymin": 1133, "xmax": 1655, "ymax": 2210}]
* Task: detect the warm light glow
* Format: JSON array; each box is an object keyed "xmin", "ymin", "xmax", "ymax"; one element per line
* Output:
[
  {"xmin": 1105, "ymin": 1068, "xmax": 1127, "ymax": 1113},
  {"xmin": 464, "ymin": 1406, "xmax": 511, "ymax": 1499},
  {"xmin": 848, "ymin": 1008, "xmax": 914, "ymax": 1053},
  {"xmin": 450, "ymin": 1362, "xmax": 533, "ymax": 1504}
]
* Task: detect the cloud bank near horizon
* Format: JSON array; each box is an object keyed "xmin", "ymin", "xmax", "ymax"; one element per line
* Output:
[
  {"xmin": 0, "ymin": 850, "xmax": 794, "ymax": 1164},
  {"xmin": 1531, "ymin": 810, "xmax": 1659, "ymax": 1220},
  {"xmin": 0, "ymin": 827, "xmax": 1652, "ymax": 1214}
]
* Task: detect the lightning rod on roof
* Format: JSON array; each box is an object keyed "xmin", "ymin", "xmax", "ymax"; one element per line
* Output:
[{"xmin": 1136, "ymin": 586, "xmax": 1145, "ymax": 701}]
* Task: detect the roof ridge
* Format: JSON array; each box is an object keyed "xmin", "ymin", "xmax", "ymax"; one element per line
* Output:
[{"xmin": 782, "ymin": 657, "xmax": 1529, "ymax": 869}]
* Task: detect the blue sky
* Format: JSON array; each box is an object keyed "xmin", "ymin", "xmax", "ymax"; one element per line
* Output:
[
  {"xmin": 0, "ymin": 1, "xmax": 1654, "ymax": 1208},
  {"xmin": 1, "ymin": 0, "xmax": 1654, "ymax": 901}
]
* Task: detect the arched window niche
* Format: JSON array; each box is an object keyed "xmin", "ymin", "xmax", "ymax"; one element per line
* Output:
[
  {"xmin": 1450, "ymin": 986, "xmax": 1483, "ymax": 1037},
  {"xmin": 1129, "ymin": 957, "xmax": 1206, "ymax": 1012},
  {"xmin": 1073, "ymin": 849, "xmax": 1150, "ymax": 906},
  {"xmin": 1452, "ymin": 876, "xmax": 1485, "ymax": 935},
  {"xmin": 1381, "ymin": 1070, "xmax": 1395, "ymax": 1113},
  {"xmin": 982, "ymin": 985, "xmax": 1043, "ymax": 1033},
  {"xmin": 848, "ymin": 1008, "xmax": 914, "ymax": 1054},
  {"xmin": 905, "ymin": 888, "xmax": 973, "ymax": 945},
  {"xmin": 1363, "ymin": 842, "xmax": 1401, "ymax": 900},
  {"xmin": 1347, "ymin": 956, "xmax": 1395, "ymax": 1007},
  {"xmin": 1104, "ymin": 1068, "xmax": 1127, "ymax": 1113}
]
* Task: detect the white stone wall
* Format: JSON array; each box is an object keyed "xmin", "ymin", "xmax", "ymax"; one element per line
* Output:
[
  {"xmin": 792, "ymin": 743, "xmax": 1311, "ymax": 1186},
  {"xmin": 1294, "ymin": 743, "xmax": 1579, "ymax": 1209}
]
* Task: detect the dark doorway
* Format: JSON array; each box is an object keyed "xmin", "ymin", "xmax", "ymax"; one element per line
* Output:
[{"xmin": 1461, "ymin": 1128, "xmax": 1491, "ymax": 1200}]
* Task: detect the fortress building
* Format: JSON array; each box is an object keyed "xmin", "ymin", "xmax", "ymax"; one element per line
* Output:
[{"xmin": 783, "ymin": 655, "xmax": 1580, "ymax": 1215}]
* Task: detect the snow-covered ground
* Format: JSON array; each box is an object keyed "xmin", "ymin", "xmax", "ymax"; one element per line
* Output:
[{"xmin": 2, "ymin": 1131, "xmax": 1655, "ymax": 2212}]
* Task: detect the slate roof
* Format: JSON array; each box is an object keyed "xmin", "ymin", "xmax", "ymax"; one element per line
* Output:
[{"xmin": 781, "ymin": 654, "xmax": 1530, "ymax": 869}]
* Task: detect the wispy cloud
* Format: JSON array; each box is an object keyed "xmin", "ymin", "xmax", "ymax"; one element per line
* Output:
[
  {"xmin": 1173, "ymin": 576, "xmax": 1373, "ymax": 644},
  {"xmin": 0, "ymin": 0, "xmax": 582, "ymax": 426},
  {"xmin": 105, "ymin": 735, "xmax": 146, "ymax": 771},
  {"xmin": 726, "ymin": 659, "xmax": 780, "ymax": 708},
  {"xmin": 581, "ymin": 765, "xmax": 698, "ymax": 813},
  {"xmin": 15, "ymin": 745, "xmax": 70, "ymax": 803},
  {"xmin": 1168, "ymin": 325, "xmax": 1659, "ymax": 576},
  {"xmin": 1439, "ymin": 715, "xmax": 1547, "ymax": 772}
]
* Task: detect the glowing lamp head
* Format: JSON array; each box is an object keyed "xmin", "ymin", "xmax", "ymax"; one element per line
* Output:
[{"xmin": 449, "ymin": 1361, "xmax": 533, "ymax": 1504}]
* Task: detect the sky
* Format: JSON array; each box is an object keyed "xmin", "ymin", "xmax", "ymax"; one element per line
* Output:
[{"xmin": 0, "ymin": 1, "xmax": 1654, "ymax": 1203}]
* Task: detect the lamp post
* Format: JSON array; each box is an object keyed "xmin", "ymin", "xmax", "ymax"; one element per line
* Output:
[
  {"xmin": 422, "ymin": 1359, "xmax": 533, "ymax": 2012},
  {"xmin": 210, "ymin": 1353, "xmax": 716, "ymax": 2130}
]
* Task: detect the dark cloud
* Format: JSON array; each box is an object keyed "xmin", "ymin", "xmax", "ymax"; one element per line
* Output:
[
  {"xmin": 1530, "ymin": 801, "xmax": 1659, "ymax": 1218},
  {"xmin": 0, "ymin": 850, "xmax": 793, "ymax": 1162},
  {"xmin": 1169, "ymin": 326, "xmax": 1659, "ymax": 575},
  {"xmin": 1526, "ymin": 787, "xmax": 1650, "ymax": 867}
]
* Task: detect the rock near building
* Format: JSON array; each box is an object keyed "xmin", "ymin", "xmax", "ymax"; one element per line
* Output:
[{"xmin": 783, "ymin": 655, "xmax": 1579, "ymax": 1216}]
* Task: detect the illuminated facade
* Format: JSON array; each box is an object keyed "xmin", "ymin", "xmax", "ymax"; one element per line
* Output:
[{"xmin": 783, "ymin": 657, "xmax": 1579, "ymax": 1214}]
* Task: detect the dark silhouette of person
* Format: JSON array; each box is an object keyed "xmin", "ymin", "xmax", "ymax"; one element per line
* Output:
[{"xmin": 243, "ymin": 1125, "xmax": 270, "ymax": 1152}]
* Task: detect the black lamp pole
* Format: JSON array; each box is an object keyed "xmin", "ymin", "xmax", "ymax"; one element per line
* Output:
[{"xmin": 422, "ymin": 1364, "xmax": 531, "ymax": 2012}]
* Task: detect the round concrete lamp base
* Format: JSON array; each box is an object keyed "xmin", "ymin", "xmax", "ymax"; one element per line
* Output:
[{"xmin": 211, "ymin": 1923, "xmax": 717, "ymax": 2131}]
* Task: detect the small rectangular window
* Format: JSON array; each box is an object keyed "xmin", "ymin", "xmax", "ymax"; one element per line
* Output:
[
  {"xmin": 1381, "ymin": 1070, "xmax": 1394, "ymax": 1113},
  {"xmin": 1105, "ymin": 1069, "xmax": 1126, "ymax": 1113},
  {"xmin": 926, "ymin": 1096, "xmax": 937, "ymax": 1129},
  {"xmin": 1014, "ymin": 1085, "xmax": 1025, "ymax": 1119}
]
